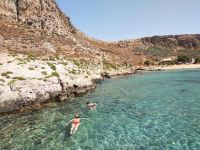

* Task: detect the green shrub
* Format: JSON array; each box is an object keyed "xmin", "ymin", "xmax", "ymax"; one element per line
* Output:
[
  {"xmin": 12, "ymin": 77, "xmax": 26, "ymax": 80},
  {"xmin": 103, "ymin": 60, "xmax": 118, "ymax": 70},
  {"xmin": 159, "ymin": 60, "xmax": 177, "ymax": 65},
  {"xmin": 0, "ymin": 78, "xmax": 5, "ymax": 82},
  {"xmin": 144, "ymin": 60, "xmax": 151, "ymax": 66},
  {"xmin": 45, "ymin": 72, "xmax": 60, "ymax": 78},
  {"xmin": 50, "ymin": 65, "xmax": 56, "ymax": 70},
  {"xmin": 70, "ymin": 69, "xmax": 77, "ymax": 74},
  {"xmin": 8, "ymin": 80, "xmax": 16, "ymax": 85},
  {"xmin": 195, "ymin": 57, "xmax": 200, "ymax": 64},
  {"xmin": 1, "ymin": 71, "xmax": 13, "ymax": 77},
  {"xmin": 73, "ymin": 59, "xmax": 86, "ymax": 68},
  {"xmin": 17, "ymin": 62, "xmax": 27, "ymax": 65},
  {"xmin": 16, "ymin": 58, "xmax": 27, "ymax": 65},
  {"xmin": 0, "ymin": 63, "xmax": 2, "ymax": 65},
  {"xmin": 49, "ymin": 56, "xmax": 56, "ymax": 61},
  {"xmin": 28, "ymin": 67, "xmax": 35, "ymax": 70},
  {"xmin": 59, "ymin": 61, "xmax": 68, "ymax": 66},
  {"xmin": 47, "ymin": 62, "xmax": 56, "ymax": 70},
  {"xmin": 28, "ymin": 54, "xmax": 36, "ymax": 60},
  {"xmin": 41, "ymin": 71, "xmax": 47, "ymax": 75},
  {"xmin": 41, "ymin": 67, "xmax": 45, "ymax": 69},
  {"xmin": 177, "ymin": 55, "xmax": 191, "ymax": 64}
]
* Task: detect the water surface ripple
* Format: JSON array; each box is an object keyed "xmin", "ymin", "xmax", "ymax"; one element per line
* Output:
[{"xmin": 1, "ymin": 70, "xmax": 200, "ymax": 149}]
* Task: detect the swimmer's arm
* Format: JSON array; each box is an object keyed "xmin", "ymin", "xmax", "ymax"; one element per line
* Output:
[{"xmin": 65, "ymin": 119, "xmax": 73, "ymax": 126}]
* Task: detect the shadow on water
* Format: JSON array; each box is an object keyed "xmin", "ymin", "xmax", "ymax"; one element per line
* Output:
[{"xmin": 64, "ymin": 125, "xmax": 71, "ymax": 140}]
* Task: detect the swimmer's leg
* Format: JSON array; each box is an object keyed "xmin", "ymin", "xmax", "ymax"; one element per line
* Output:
[
  {"xmin": 72, "ymin": 124, "xmax": 80, "ymax": 134},
  {"xmin": 70, "ymin": 124, "xmax": 75, "ymax": 135}
]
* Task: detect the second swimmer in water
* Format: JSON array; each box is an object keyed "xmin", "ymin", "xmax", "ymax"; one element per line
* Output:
[{"xmin": 86, "ymin": 101, "xmax": 97, "ymax": 110}]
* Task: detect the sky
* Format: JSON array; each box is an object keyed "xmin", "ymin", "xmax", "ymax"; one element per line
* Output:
[{"xmin": 56, "ymin": 0, "xmax": 200, "ymax": 41}]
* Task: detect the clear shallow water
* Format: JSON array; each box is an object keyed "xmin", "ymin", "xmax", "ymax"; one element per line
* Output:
[{"xmin": 1, "ymin": 70, "xmax": 200, "ymax": 150}]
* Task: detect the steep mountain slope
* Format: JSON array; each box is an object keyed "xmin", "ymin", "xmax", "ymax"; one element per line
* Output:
[{"xmin": 1, "ymin": 0, "xmax": 199, "ymax": 66}]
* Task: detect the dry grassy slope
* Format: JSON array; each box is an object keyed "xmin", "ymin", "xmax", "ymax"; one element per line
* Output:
[
  {"xmin": 111, "ymin": 34, "xmax": 200, "ymax": 59},
  {"xmin": 0, "ymin": 0, "xmax": 199, "ymax": 67},
  {"xmin": 0, "ymin": 0, "xmax": 143, "ymax": 67}
]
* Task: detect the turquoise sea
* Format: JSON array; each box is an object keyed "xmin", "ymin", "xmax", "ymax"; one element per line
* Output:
[{"xmin": 1, "ymin": 70, "xmax": 200, "ymax": 150}]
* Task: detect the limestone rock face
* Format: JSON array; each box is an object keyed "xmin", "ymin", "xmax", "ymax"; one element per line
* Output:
[
  {"xmin": 140, "ymin": 34, "xmax": 200, "ymax": 49},
  {"xmin": 0, "ymin": 0, "xmax": 76, "ymax": 36}
]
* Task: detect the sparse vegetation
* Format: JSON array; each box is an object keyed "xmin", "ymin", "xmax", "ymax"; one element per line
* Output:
[
  {"xmin": 0, "ymin": 79, "xmax": 5, "ymax": 82},
  {"xmin": 8, "ymin": 80, "xmax": 16, "ymax": 85},
  {"xmin": 144, "ymin": 60, "xmax": 151, "ymax": 66},
  {"xmin": 49, "ymin": 56, "xmax": 56, "ymax": 61},
  {"xmin": 103, "ymin": 60, "xmax": 118, "ymax": 70},
  {"xmin": 28, "ymin": 67, "xmax": 35, "ymax": 70},
  {"xmin": 16, "ymin": 58, "xmax": 27, "ymax": 64},
  {"xmin": 158, "ymin": 60, "xmax": 177, "ymax": 65},
  {"xmin": 12, "ymin": 77, "xmax": 26, "ymax": 80},
  {"xmin": 41, "ymin": 67, "xmax": 45, "ymax": 69},
  {"xmin": 17, "ymin": 62, "xmax": 27, "ymax": 65},
  {"xmin": 0, "ymin": 63, "xmax": 2, "ymax": 65},
  {"xmin": 47, "ymin": 62, "xmax": 56, "ymax": 70},
  {"xmin": 69, "ymin": 69, "xmax": 77, "ymax": 74},
  {"xmin": 59, "ymin": 61, "xmax": 68, "ymax": 66},
  {"xmin": 27, "ymin": 54, "xmax": 36, "ymax": 61},
  {"xmin": 41, "ymin": 71, "xmax": 47, "ymax": 75},
  {"xmin": 195, "ymin": 58, "xmax": 200, "ymax": 64},
  {"xmin": 1, "ymin": 71, "xmax": 13, "ymax": 77},
  {"xmin": 45, "ymin": 71, "xmax": 60, "ymax": 78},
  {"xmin": 135, "ymin": 46, "xmax": 174, "ymax": 57},
  {"xmin": 73, "ymin": 59, "xmax": 85, "ymax": 68},
  {"xmin": 177, "ymin": 55, "xmax": 192, "ymax": 64}
]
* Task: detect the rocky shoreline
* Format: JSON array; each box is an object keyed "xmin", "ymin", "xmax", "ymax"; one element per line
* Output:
[
  {"xmin": 0, "ymin": 83, "xmax": 97, "ymax": 116},
  {"xmin": 1, "ymin": 51, "xmax": 200, "ymax": 116},
  {"xmin": 0, "ymin": 52, "xmax": 135, "ymax": 116},
  {"xmin": 0, "ymin": 52, "xmax": 103, "ymax": 115}
]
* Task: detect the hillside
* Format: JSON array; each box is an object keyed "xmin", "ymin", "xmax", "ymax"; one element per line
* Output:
[{"xmin": 114, "ymin": 34, "xmax": 200, "ymax": 58}]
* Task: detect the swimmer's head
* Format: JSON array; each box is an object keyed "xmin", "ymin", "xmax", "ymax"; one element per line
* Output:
[
  {"xmin": 75, "ymin": 114, "xmax": 80, "ymax": 118},
  {"xmin": 86, "ymin": 101, "xmax": 90, "ymax": 104}
]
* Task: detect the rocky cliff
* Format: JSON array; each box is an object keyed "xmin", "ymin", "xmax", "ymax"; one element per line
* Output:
[{"xmin": 0, "ymin": 0, "xmax": 76, "ymax": 35}]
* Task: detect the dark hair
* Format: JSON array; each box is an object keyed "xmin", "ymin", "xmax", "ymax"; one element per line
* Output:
[
  {"xmin": 86, "ymin": 101, "xmax": 90, "ymax": 104},
  {"xmin": 75, "ymin": 114, "xmax": 80, "ymax": 118}
]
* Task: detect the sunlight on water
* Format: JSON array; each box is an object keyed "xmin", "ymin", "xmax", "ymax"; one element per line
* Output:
[{"xmin": 1, "ymin": 70, "xmax": 200, "ymax": 149}]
